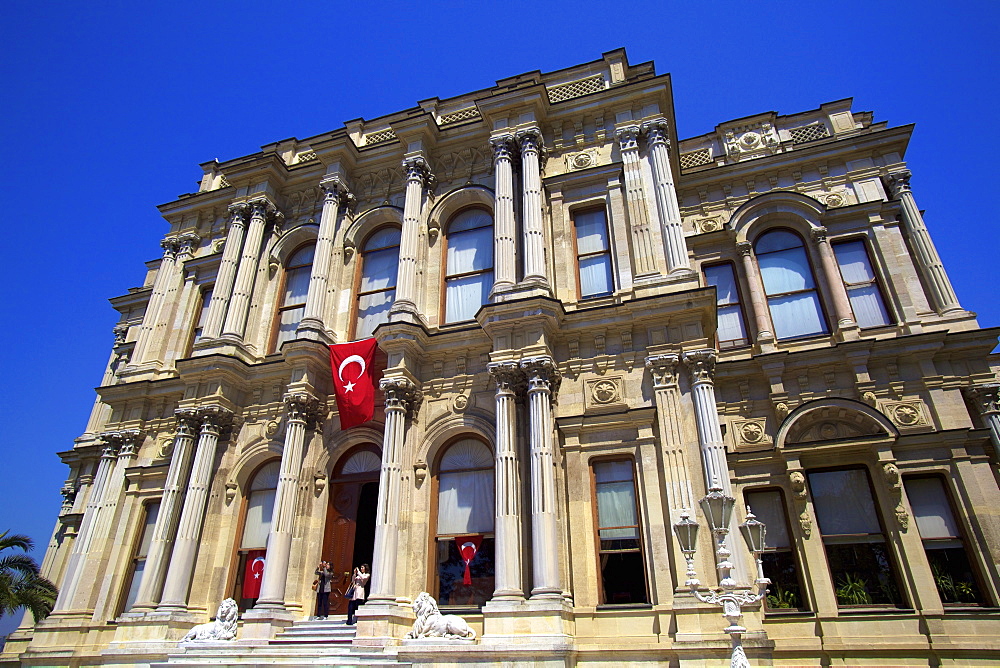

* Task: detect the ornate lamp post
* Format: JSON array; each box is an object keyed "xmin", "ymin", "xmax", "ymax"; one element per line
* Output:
[{"xmin": 673, "ymin": 484, "xmax": 770, "ymax": 668}]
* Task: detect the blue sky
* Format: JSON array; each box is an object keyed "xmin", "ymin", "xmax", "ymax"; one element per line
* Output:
[{"xmin": 1, "ymin": 0, "xmax": 997, "ymax": 636}]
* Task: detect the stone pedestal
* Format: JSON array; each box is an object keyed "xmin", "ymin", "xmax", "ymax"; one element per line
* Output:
[
  {"xmin": 351, "ymin": 601, "xmax": 415, "ymax": 648},
  {"xmin": 481, "ymin": 597, "xmax": 574, "ymax": 643},
  {"xmin": 239, "ymin": 607, "xmax": 297, "ymax": 640}
]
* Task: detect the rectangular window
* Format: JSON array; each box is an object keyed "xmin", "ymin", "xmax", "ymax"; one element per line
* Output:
[
  {"xmin": 704, "ymin": 263, "xmax": 749, "ymax": 348},
  {"xmin": 904, "ymin": 476, "xmax": 984, "ymax": 605},
  {"xmin": 745, "ymin": 489, "xmax": 806, "ymax": 611},
  {"xmin": 592, "ymin": 460, "xmax": 648, "ymax": 604},
  {"xmin": 808, "ymin": 469, "xmax": 903, "ymax": 607},
  {"xmin": 119, "ymin": 500, "xmax": 160, "ymax": 615},
  {"xmin": 188, "ymin": 287, "xmax": 213, "ymax": 353},
  {"xmin": 574, "ymin": 209, "xmax": 613, "ymax": 298},
  {"xmin": 833, "ymin": 240, "xmax": 891, "ymax": 328}
]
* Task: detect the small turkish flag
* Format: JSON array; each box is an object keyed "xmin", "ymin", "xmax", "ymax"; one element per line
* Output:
[
  {"xmin": 329, "ymin": 339, "xmax": 378, "ymax": 429},
  {"xmin": 455, "ymin": 535, "xmax": 483, "ymax": 586},
  {"xmin": 242, "ymin": 549, "xmax": 266, "ymax": 599}
]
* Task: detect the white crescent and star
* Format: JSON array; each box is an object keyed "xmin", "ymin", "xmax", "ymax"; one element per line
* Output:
[
  {"xmin": 250, "ymin": 557, "xmax": 265, "ymax": 579},
  {"xmin": 337, "ymin": 354, "xmax": 367, "ymax": 393}
]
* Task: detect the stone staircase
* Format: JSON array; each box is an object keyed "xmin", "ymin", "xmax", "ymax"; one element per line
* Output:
[{"xmin": 152, "ymin": 616, "xmax": 409, "ymax": 667}]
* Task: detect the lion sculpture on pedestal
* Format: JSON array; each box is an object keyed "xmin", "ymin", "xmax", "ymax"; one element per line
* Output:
[
  {"xmin": 181, "ymin": 598, "xmax": 239, "ymax": 642},
  {"xmin": 406, "ymin": 592, "xmax": 476, "ymax": 640}
]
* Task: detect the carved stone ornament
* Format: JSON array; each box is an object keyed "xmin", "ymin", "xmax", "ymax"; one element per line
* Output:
[
  {"xmin": 224, "ymin": 481, "xmax": 238, "ymax": 504},
  {"xmin": 884, "ymin": 401, "xmax": 926, "ymax": 427},
  {"xmin": 964, "ymin": 383, "xmax": 1000, "ymax": 416},
  {"xmin": 381, "ymin": 377, "xmax": 422, "ymax": 414},
  {"xmin": 181, "ymin": 598, "xmax": 239, "ymax": 642},
  {"xmin": 682, "ymin": 350, "xmax": 716, "ymax": 384},
  {"xmin": 645, "ymin": 354, "xmax": 680, "ymax": 389},
  {"xmin": 723, "ymin": 122, "xmax": 780, "ymax": 163},
  {"xmin": 823, "ymin": 191, "xmax": 847, "ymax": 208},
  {"xmin": 694, "ymin": 217, "xmax": 722, "ymax": 234},
  {"xmin": 413, "ymin": 461, "xmax": 427, "ymax": 486},
  {"xmin": 789, "ymin": 471, "xmax": 807, "ymax": 500},
  {"xmin": 406, "ymin": 592, "xmax": 476, "ymax": 641},
  {"xmin": 584, "ymin": 376, "xmax": 627, "ymax": 414},
  {"xmin": 314, "ymin": 470, "xmax": 327, "ymax": 495},
  {"xmin": 520, "ymin": 357, "xmax": 561, "ymax": 397},
  {"xmin": 733, "ymin": 419, "xmax": 771, "ymax": 450},
  {"xmin": 885, "ymin": 170, "xmax": 912, "ymax": 198},
  {"xmin": 564, "ymin": 148, "xmax": 598, "ymax": 171},
  {"xmin": 861, "ymin": 391, "xmax": 878, "ymax": 407},
  {"xmin": 265, "ymin": 420, "xmax": 279, "ymax": 437},
  {"xmin": 615, "ymin": 125, "xmax": 641, "ymax": 152},
  {"xmin": 787, "ymin": 470, "xmax": 812, "ymax": 538},
  {"xmin": 882, "ymin": 462, "xmax": 908, "ymax": 530},
  {"xmin": 452, "ymin": 394, "xmax": 470, "ymax": 412}
]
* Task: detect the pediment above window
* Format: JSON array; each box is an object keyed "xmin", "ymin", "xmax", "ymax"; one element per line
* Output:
[{"xmin": 777, "ymin": 399, "xmax": 897, "ymax": 449}]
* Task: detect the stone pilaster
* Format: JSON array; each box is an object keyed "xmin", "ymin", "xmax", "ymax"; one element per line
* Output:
[
  {"xmin": 128, "ymin": 237, "xmax": 180, "ymax": 366},
  {"xmin": 645, "ymin": 354, "xmax": 694, "ymax": 514},
  {"xmin": 201, "ymin": 203, "xmax": 248, "ymax": 341},
  {"xmin": 298, "ymin": 176, "xmax": 353, "ymax": 342},
  {"xmin": 391, "ymin": 157, "xmax": 432, "ymax": 322},
  {"xmin": 487, "ymin": 361, "xmax": 525, "ymax": 600},
  {"xmin": 811, "ymin": 226, "xmax": 858, "ymax": 338},
  {"xmin": 490, "ymin": 135, "xmax": 518, "ymax": 297},
  {"xmin": 641, "ymin": 119, "xmax": 691, "ymax": 274},
  {"xmin": 222, "ymin": 199, "xmax": 281, "ymax": 341},
  {"xmin": 616, "ymin": 125, "xmax": 658, "ymax": 277},
  {"xmin": 516, "ymin": 128, "xmax": 550, "ymax": 290},
  {"xmin": 736, "ymin": 241, "xmax": 776, "ymax": 349}
]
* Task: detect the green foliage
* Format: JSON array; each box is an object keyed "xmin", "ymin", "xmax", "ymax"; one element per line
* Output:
[
  {"xmin": 0, "ymin": 530, "xmax": 58, "ymax": 623},
  {"xmin": 835, "ymin": 572, "xmax": 872, "ymax": 606},
  {"xmin": 766, "ymin": 585, "xmax": 800, "ymax": 609},
  {"xmin": 931, "ymin": 562, "xmax": 978, "ymax": 604}
]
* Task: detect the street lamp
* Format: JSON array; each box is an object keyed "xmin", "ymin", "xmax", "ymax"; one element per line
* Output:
[{"xmin": 673, "ymin": 484, "xmax": 770, "ymax": 668}]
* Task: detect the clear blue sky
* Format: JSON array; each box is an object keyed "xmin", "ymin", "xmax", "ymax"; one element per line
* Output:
[{"xmin": 1, "ymin": 0, "xmax": 997, "ymax": 635}]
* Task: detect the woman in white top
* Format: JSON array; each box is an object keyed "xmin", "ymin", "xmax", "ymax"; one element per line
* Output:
[{"xmin": 346, "ymin": 563, "xmax": 370, "ymax": 625}]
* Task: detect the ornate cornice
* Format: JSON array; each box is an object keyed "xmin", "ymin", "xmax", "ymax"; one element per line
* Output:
[
  {"xmin": 682, "ymin": 349, "xmax": 717, "ymax": 384},
  {"xmin": 645, "ymin": 354, "xmax": 680, "ymax": 389}
]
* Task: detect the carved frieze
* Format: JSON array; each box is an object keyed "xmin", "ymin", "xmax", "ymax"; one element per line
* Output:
[
  {"xmin": 722, "ymin": 122, "xmax": 780, "ymax": 163},
  {"xmin": 693, "ymin": 216, "xmax": 723, "ymax": 234},
  {"xmin": 882, "ymin": 400, "xmax": 928, "ymax": 428}
]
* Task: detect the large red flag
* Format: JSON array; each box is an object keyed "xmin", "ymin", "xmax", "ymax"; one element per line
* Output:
[
  {"xmin": 329, "ymin": 338, "xmax": 378, "ymax": 429},
  {"xmin": 242, "ymin": 549, "xmax": 266, "ymax": 599}
]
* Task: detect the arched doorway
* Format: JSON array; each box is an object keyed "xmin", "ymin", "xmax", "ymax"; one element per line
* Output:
[{"xmin": 322, "ymin": 445, "xmax": 380, "ymax": 614}]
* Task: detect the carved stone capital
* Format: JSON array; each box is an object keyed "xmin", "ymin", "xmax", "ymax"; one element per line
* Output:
[
  {"xmin": 227, "ymin": 201, "xmax": 250, "ymax": 225},
  {"xmin": 402, "ymin": 155, "xmax": 434, "ymax": 186},
  {"xmin": 682, "ymin": 349, "xmax": 717, "ymax": 384},
  {"xmin": 176, "ymin": 232, "xmax": 201, "ymax": 258},
  {"xmin": 113, "ymin": 323, "xmax": 129, "ymax": 346},
  {"xmin": 810, "ymin": 226, "xmax": 829, "ymax": 244},
  {"xmin": 321, "ymin": 174, "xmax": 355, "ymax": 208},
  {"xmin": 488, "ymin": 361, "xmax": 524, "ymax": 395},
  {"xmin": 60, "ymin": 482, "xmax": 77, "ymax": 509},
  {"xmin": 615, "ymin": 125, "xmax": 641, "ymax": 152},
  {"xmin": 248, "ymin": 198, "xmax": 282, "ymax": 228},
  {"xmin": 283, "ymin": 393, "xmax": 320, "ymax": 424},
  {"xmin": 490, "ymin": 134, "xmax": 516, "ymax": 162},
  {"xmin": 515, "ymin": 127, "xmax": 545, "ymax": 156},
  {"xmin": 644, "ymin": 354, "xmax": 680, "ymax": 389},
  {"xmin": 886, "ymin": 170, "xmax": 912, "ymax": 198},
  {"xmin": 160, "ymin": 236, "xmax": 181, "ymax": 260},
  {"xmin": 520, "ymin": 356, "xmax": 561, "ymax": 395},
  {"xmin": 381, "ymin": 377, "xmax": 421, "ymax": 414},
  {"xmin": 101, "ymin": 429, "xmax": 143, "ymax": 458},
  {"xmin": 736, "ymin": 240, "xmax": 753, "ymax": 257},
  {"xmin": 174, "ymin": 408, "xmax": 201, "ymax": 438},
  {"xmin": 965, "ymin": 383, "xmax": 1000, "ymax": 415},
  {"xmin": 197, "ymin": 405, "xmax": 234, "ymax": 433},
  {"xmin": 640, "ymin": 118, "xmax": 670, "ymax": 149}
]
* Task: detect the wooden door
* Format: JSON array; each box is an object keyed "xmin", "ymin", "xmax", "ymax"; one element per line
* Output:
[{"xmin": 323, "ymin": 482, "xmax": 361, "ymax": 614}]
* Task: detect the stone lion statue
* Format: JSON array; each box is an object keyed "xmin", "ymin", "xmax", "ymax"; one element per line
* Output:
[
  {"xmin": 181, "ymin": 598, "xmax": 239, "ymax": 642},
  {"xmin": 406, "ymin": 592, "xmax": 476, "ymax": 640}
]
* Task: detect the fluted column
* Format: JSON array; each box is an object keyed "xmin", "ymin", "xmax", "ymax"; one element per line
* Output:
[
  {"xmin": 130, "ymin": 409, "xmax": 200, "ymax": 611},
  {"xmin": 516, "ymin": 128, "xmax": 550, "ymax": 288},
  {"xmin": 369, "ymin": 378, "xmax": 418, "ymax": 603},
  {"xmin": 521, "ymin": 357, "xmax": 561, "ymax": 598},
  {"xmin": 223, "ymin": 199, "xmax": 280, "ymax": 340},
  {"xmin": 392, "ymin": 157, "xmax": 432, "ymax": 319},
  {"xmin": 490, "ymin": 135, "xmax": 517, "ymax": 296},
  {"xmin": 642, "ymin": 119, "xmax": 690, "ymax": 273},
  {"xmin": 736, "ymin": 241, "xmax": 775, "ymax": 344},
  {"xmin": 645, "ymin": 354, "xmax": 694, "ymax": 514},
  {"xmin": 811, "ymin": 226, "xmax": 856, "ymax": 331},
  {"xmin": 202, "ymin": 203, "xmax": 249, "ymax": 340},
  {"xmin": 488, "ymin": 362, "xmax": 524, "ymax": 600},
  {"xmin": 255, "ymin": 394, "xmax": 318, "ymax": 609},
  {"xmin": 615, "ymin": 126, "xmax": 658, "ymax": 276},
  {"xmin": 130, "ymin": 237, "xmax": 180, "ymax": 365},
  {"xmin": 158, "ymin": 407, "xmax": 230, "ymax": 612},
  {"xmin": 299, "ymin": 177, "xmax": 353, "ymax": 341},
  {"xmin": 966, "ymin": 384, "xmax": 1000, "ymax": 449},
  {"xmin": 886, "ymin": 170, "xmax": 961, "ymax": 314}
]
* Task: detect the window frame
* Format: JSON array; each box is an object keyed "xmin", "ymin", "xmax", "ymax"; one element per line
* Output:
[
  {"xmin": 702, "ymin": 260, "xmax": 750, "ymax": 349},
  {"xmin": 115, "ymin": 498, "xmax": 161, "ymax": 617},
  {"xmin": 350, "ymin": 225, "xmax": 402, "ymax": 340},
  {"xmin": 268, "ymin": 242, "xmax": 315, "ymax": 353},
  {"xmin": 226, "ymin": 459, "xmax": 281, "ymax": 612},
  {"xmin": 754, "ymin": 227, "xmax": 829, "ymax": 340},
  {"xmin": 439, "ymin": 206, "xmax": 494, "ymax": 325},
  {"xmin": 570, "ymin": 205, "xmax": 614, "ymax": 300},
  {"xmin": 743, "ymin": 487, "xmax": 808, "ymax": 613},
  {"xmin": 186, "ymin": 284, "xmax": 214, "ymax": 356},
  {"xmin": 831, "ymin": 236, "xmax": 894, "ymax": 329}
]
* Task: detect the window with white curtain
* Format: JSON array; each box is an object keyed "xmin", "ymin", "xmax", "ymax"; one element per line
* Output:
[
  {"xmin": 704, "ymin": 263, "xmax": 749, "ymax": 348},
  {"xmin": 745, "ymin": 489, "xmax": 806, "ymax": 611},
  {"xmin": 188, "ymin": 286, "xmax": 213, "ymax": 353},
  {"xmin": 443, "ymin": 209, "xmax": 493, "ymax": 324},
  {"xmin": 808, "ymin": 468, "xmax": 903, "ymax": 607},
  {"xmin": 904, "ymin": 476, "xmax": 983, "ymax": 605},
  {"xmin": 574, "ymin": 208, "xmax": 613, "ymax": 298},
  {"xmin": 232, "ymin": 460, "xmax": 280, "ymax": 610},
  {"xmin": 355, "ymin": 227, "xmax": 400, "ymax": 339},
  {"xmin": 272, "ymin": 243, "xmax": 314, "ymax": 351},
  {"xmin": 756, "ymin": 229, "xmax": 827, "ymax": 339},
  {"xmin": 434, "ymin": 438, "xmax": 495, "ymax": 608},
  {"xmin": 119, "ymin": 500, "xmax": 160, "ymax": 614},
  {"xmin": 592, "ymin": 459, "xmax": 648, "ymax": 604},
  {"xmin": 832, "ymin": 240, "xmax": 892, "ymax": 329}
]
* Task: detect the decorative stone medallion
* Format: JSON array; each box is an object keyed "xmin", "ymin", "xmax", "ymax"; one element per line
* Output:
[
  {"xmin": 732, "ymin": 418, "xmax": 772, "ymax": 451},
  {"xmin": 584, "ymin": 375, "xmax": 627, "ymax": 413},
  {"xmin": 883, "ymin": 400, "xmax": 927, "ymax": 428},
  {"xmin": 694, "ymin": 217, "xmax": 723, "ymax": 234},
  {"xmin": 564, "ymin": 148, "xmax": 599, "ymax": 172},
  {"xmin": 452, "ymin": 394, "xmax": 470, "ymax": 412}
]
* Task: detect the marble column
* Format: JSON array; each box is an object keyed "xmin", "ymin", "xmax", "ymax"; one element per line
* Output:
[
  {"xmin": 392, "ymin": 157, "xmax": 432, "ymax": 320},
  {"xmin": 966, "ymin": 384, "xmax": 1000, "ymax": 449},
  {"xmin": 157, "ymin": 407, "xmax": 231, "ymax": 612},
  {"xmin": 255, "ymin": 394, "xmax": 318, "ymax": 609},
  {"xmin": 202, "ymin": 203, "xmax": 249, "ymax": 341},
  {"xmin": 130, "ymin": 409, "xmax": 200, "ymax": 611},
  {"xmin": 488, "ymin": 361, "xmax": 524, "ymax": 600},
  {"xmin": 490, "ymin": 135, "xmax": 517, "ymax": 296},
  {"xmin": 811, "ymin": 226, "xmax": 857, "ymax": 332},
  {"xmin": 645, "ymin": 354, "xmax": 694, "ymax": 514},
  {"xmin": 516, "ymin": 128, "xmax": 550, "ymax": 288},
  {"xmin": 642, "ymin": 119, "xmax": 690, "ymax": 273},
  {"xmin": 521, "ymin": 357, "xmax": 561, "ymax": 598},
  {"xmin": 223, "ymin": 199, "xmax": 280, "ymax": 340},
  {"xmin": 130, "ymin": 237, "xmax": 180, "ymax": 365},
  {"xmin": 736, "ymin": 241, "xmax": 776, "ymax": 344},
  {"xmin": 369, "ymin": 378, "xmax": 418, "ymax": 603},
  {"xmin": 886, "ymin": 170, "xmax": 962, "ymax": 314},
  {"xmin": 299, "ymin": 177, "xmax": 353, "ymax": 341},
  {"xmin": 615, "ymin": 126, "xmax": 658, "ymax": 277}
]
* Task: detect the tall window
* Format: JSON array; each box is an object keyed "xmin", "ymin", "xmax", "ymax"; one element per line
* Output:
[
  {"xmin": 355, "ymin": 227, "xmax": 400, "ymax": 339},
  {"xmin": 574, "ymin": 208, "xmax": 613, "ymax": 298},
  {"xmin": 434, "ymin": 438, "xmax": 495, "ymax": 608},
  {"xmin": 188, "ymin": 286, "xmax": 213, "ymax": 354},
  {"xmin": 756, "ymin": 229, "xmax": 827, "ymax": 339},
  {"xmin": 833, "ymin": 240, "xmax": 892, "ymax": 328},
  {"xmin": 272, "ymin": 244, "xmax": 314, "ymax": 351},
  {"xmin": 119, "ymin": 500, "xmax": 160, "ymax": 615},
  {"xmin": 592, "ymin": 459, "xmax": 648, "ymax": 604},
  {"xmin": 231, "ymin": 461, "xmax": 279, "ymax": 611},
  {"xmin": 808, "ymin": 468, "xmax": 902, "ymax": 607},
  {"xmin": 745, "ymin": 489, "xmax": 805, "ymax": 610},
  {"xmin": 704, "ymin": 263, "xmax": 749, "ymax": 348},
  {"xmin": 904, "ymin": 476, "xmax": 984, "ymax": 605},
  {"xmin": 443, "ymin": 209, "xmax": 493, "ymax": 324}
]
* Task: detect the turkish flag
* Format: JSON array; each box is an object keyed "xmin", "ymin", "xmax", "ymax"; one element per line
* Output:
[
  {"xmin": 455, "ymin": 535, "xmax": 483, "ymax": 586},
  {"xmin": 329, "ymin": 338, "xmax": 379, "ymax": 429},
  {"xmin": 243, "ymin": 549, "xmax": 266, "ymax": 599}
]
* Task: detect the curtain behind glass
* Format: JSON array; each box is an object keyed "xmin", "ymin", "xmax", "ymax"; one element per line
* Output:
[
  {"xmin": 904, "ymin": 477, "xmax": 960, "ymax": 539},
  {"xmin": 437, "ymin": 470, "xmax": 494, "ymax": 534},
  {"xmin": 746, "ymin": 490, "xmax": 790, "ymax": 549},
  {"xmin": 241, "ymin": 489, "xmax": 276, "ymax": 549},
  {"xmin": 357, "ymin": 290, "xmax": 394, "ymax": 339},
  {"xmin": 834, "ymin": 241, "xmax": 890, "ymax": 328},
  {"xmin": 445, "ymin": 273, "xmax": 492, "ymax": 323},
  {"xmin": 769, "ymin": 293, "xmax": 825, "ymax": 338},
  {"xmin": 575, "ymin": 210, "xmax": 609, "ymax": 254},
  {"xmin": 594, "ymin": 461, "xmax": 638, "ymax": 540},
  {"xmin": 808, "ymin": 470, "xmax": 881, "ymax": 536},
  {"xmin": 579, "ymin": 255, "xmax": 611, "ymax": 297}
]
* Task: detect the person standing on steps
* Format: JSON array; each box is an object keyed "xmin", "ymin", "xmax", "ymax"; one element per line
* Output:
[
  {"xmin": 313, "ymin": 560, "xmax": 332, "ymax": 619},
  {"xmin": 345, "ymin": 563, "xmax": 370, "ymax": 625}
]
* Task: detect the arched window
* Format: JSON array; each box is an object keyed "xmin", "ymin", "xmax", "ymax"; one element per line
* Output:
[
  {"xmin": 272, "ymin": 244, "xmax": 314, "ymax": 351},
  {"xmin": 434, "ymin": 438, "xmax": 495, "ymax": 608},
  {"xmin": 355, "ymin": 227, "xmax": 401, "ymax": 339},
  {"xmin": 755, "ymin": 229, "xmax": 826, "ymax": 339},
  {"xmin": 443, "ymin": 208, "xmax": 493, "ymax": 324},
  {"xmin": 231, "ymin": 460, "xmax": 279, "ymax": 611}
]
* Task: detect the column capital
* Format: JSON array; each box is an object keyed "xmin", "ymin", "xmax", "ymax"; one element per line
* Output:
[
  {"xmin": 227, "ymin": 201, "xmax": 250, "ymax": 223},
  {"xmin": 60, "ymin": 481, "xmax": 77, "ymax": 511},
  {"xmin": 736, "ymin": 240, "xmax": 754, "ymax": 256},
  {"xmin": 320, "ymin": 174, "xmax": 356, "ymax": 207},
  {"xmin": 197, "ymin": 405, "xmax": 233, "ymax": 433},
  {"xmin": 810, "ymin": 225, "xmax": 829, "ymax": 244},
  {"xmin": 885, "ymin": 169, "xmax": 912, "ymax": 198},
  {"xmin": 640, "ymin": 118, "xmax": 670, "ymax": 148},
  {"xmin": 520, "ymin": 356, "xmax": 561, "ymax": 395},
  {"xmin": 380, "ymin": 377, "xmax": 421, "ymax": 414},
  {"xmin": 645, "ymin": 353, "xmax": 680, "ymax": 388},
  {"xmin": 175, "ymin": 232, "xmax": 201, "ymax": 258},
  {"xmin": 965, "ymin": 383, "xmax": 1000, "ymax": 415},
  {"xmin": 100, "ymin": 429, "xmax": 143, "ymax": 458},
  {"xmin": 113, "ymin": 322, "xmax": 129, "ymax": 346},
  {"xmin": 614, "ymin": 125, "xmax": 641, "ymax": 152},
  {"xmin": 402, "ymin": 155, "xmax": 435, "ymax": 187},
  {"xmin": 682, "ymin": 349, "xmax": 717, "ymax": 384},
  {"xmin": 160, "ymin": 236, "xmax": 181, "ymax": 260},
  {"xmin": 174, "ymin": 408, "xmax": 201, "ymax": 437},
  {"xmin": 283, "ymin": 393, "xmax": 321, "ymax": 424},
  {"xmin": 490, "ymin": 134, "xmax": 516, "ymax": 162},
  {"xmin": 248, "ymin": 197, "xmax": 283, "ymax": 224},
  {"xmin": 488, "ymin": 360, "xmax": 525, "ymax": 394},
  {"xmin": 515, "ymin": 127, "xmax": 545, "ymax": 156}
]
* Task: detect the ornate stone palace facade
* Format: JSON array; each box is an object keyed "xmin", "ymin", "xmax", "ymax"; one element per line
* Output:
[{"xmin": 5, "ymin": 49, "xmax": 1000, "ymax": 667}]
